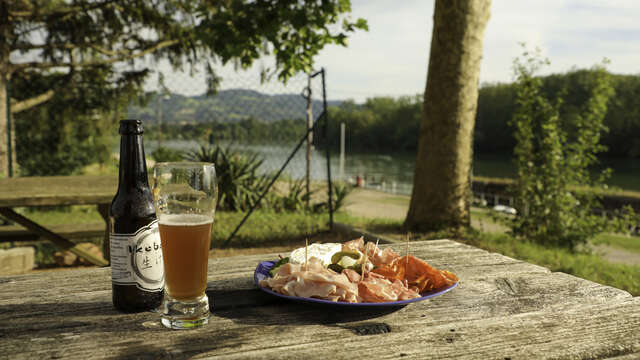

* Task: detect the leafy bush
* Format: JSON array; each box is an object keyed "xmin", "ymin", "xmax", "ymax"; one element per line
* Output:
[
  {"xmin": 186, "ymin": 145, "xmax": 271, "ymax": 211},
  {"xmin": 264, "ymin": 179, "xmax": 311, "ymax": 213},
  {"xmin": 151, "ymin": 146, "xmax": 184, "ymax": 162},
  {"xmin": 509, "ymin": 48, "xmax": 615, "ymax": 250}
]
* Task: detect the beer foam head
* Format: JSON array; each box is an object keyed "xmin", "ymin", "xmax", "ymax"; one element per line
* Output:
[{"xmin": 158, "ymin": 214, "xmax": 213, "ymax": 226}]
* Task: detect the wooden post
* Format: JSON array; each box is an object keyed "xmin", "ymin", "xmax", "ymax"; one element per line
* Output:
[{"xmin": 305, "ymin": 74, "xmax": 313, "ymax": 208}]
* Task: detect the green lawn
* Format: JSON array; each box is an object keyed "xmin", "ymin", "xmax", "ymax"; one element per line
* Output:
[{"xmin": 593, "ymin": 233, "xmax": 640, "ymax": 253}]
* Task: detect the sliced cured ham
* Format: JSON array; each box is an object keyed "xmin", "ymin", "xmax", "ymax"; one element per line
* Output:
[
  {"xmin": 358, "ymin": 272, "xmax": 420, "ymax": 302},
  {"xmin": 259, "ymin": 257, "xmax": 359, "ymax": 303}
]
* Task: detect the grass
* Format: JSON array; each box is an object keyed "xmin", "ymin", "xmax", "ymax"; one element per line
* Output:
[
  {"xmin": 593, "ymin": 233, "xmax": 640, "ymax": 253},
  {"xmin": 212, "ymin": 211, "xmax": 393, "ymax": 248}
]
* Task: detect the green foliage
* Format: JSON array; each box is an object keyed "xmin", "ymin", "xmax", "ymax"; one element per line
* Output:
[
  {"xmin": 476, "ymin": 71, "xmax": 640, "ymax": 158},
  {"xmin": 509, "ymin": 48, "xmax": 615, "ymax": 250},
  {"xmin": 186, "ymin": 145, "xmax": 270, "ymax": 212},
  {"xmin": 151, "ymin": 147, "xmax": 184, "ymax": 162},
  {"xmin": 12, "ymin": 71, "xmax": 123, "ymax": 175},
  {"xmin": 330, "ymin": 183, "xmax": 351, "ymax": 212},
  {"xmin": 323, "ymin": 96, "xmax": 423, "ymax": 151},
  {"xmin": 264, "ymin": 179, "xmax": 313, "ymax": 213},
  {"xmin": 6, "ymin": 0, "xmax": 366, "ymax": 94}
]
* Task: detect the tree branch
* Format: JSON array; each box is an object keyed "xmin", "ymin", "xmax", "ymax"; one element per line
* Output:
[
  {"xmin": 8, "ymin": 10, "xmax": 33, "ymax": 18},
  {"xmin": 10, "ymin": 39, "xmax": 180, "ymax": 72},
  {"xmin": 11, "ymin": 0, "xmax": 120, "ymax": 20},
  {"xmin": 10, "ymin": 89, "xmax": 55, "ymax": 113},
  {"xmin": 13, "ymin": 43, "xmax": 77, "ymax": 51}
]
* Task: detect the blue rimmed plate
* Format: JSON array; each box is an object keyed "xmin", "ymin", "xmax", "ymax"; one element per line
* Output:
[{"xmin": 254, "ymin": 260, "xmax": 457, "ymax": 307}]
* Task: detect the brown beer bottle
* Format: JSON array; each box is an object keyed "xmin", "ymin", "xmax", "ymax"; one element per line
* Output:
[{"xmin": 109, "ymin": 119, "xmax": 164, "ymax": 312}]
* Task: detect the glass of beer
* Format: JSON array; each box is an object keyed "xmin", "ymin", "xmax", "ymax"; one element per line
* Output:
[{"xmin": 152, "ymin": 162, "xmax": 217, "ymax": 329}]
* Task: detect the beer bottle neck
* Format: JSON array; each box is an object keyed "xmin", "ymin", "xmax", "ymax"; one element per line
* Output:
[{"xmin": 118, "ymin": 134, "xmax": 149, "ymax": 190}]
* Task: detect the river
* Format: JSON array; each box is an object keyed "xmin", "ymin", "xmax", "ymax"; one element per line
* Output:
[{"xmin": 145, "ymin": 140, "xmax": 640, "ymax": 195}]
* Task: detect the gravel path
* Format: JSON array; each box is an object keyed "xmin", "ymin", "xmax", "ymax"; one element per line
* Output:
[{"xmin": 345, "ymin": 188, "xmax": 640, "ymax": 267}]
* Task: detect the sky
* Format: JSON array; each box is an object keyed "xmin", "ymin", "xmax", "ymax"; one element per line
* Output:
[{"xmin": 152, "ymin": 0, "xmax": 640, "ymax": 103}]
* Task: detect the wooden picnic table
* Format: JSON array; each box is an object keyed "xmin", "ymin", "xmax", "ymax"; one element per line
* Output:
[
  {"xmin": 0, "ymin": 175, "xmax": 117, "ymax": 266},
  {"xmin": 1, "ymin": 239, "xmax": 638, "ymax": 359}
]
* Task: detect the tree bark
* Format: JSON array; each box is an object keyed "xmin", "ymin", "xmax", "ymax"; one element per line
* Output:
[{"xmin": 404, "ymin": 0, "xmax": 491, "ymax": 232}]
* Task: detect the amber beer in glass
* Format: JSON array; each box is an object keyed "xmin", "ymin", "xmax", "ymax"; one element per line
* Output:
[
  {"xmin": 153, "ymin": 162, "xmax": 217, "ymax": 329},
  {"xmin": 158, "ymin": 215, "xmax": 212, "ymax": 300}
]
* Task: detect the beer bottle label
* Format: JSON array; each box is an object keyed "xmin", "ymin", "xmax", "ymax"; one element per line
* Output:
[{"xmin": 110, "ymin": 220, "xmax": 164, "ymax": 292}]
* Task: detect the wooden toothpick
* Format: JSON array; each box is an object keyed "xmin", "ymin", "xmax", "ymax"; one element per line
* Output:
[
  {"xmin": 305, "ymin": 238, "xmax": 308, "ymax": 270},
  {"xmin": 405, "ymin": 232, "xmax": 410, "ymax": 285}
]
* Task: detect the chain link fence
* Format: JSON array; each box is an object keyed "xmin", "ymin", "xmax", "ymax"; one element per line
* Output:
[{"xmin": 137, "ymin": 70, "xmax": 329, "ymax": 185}]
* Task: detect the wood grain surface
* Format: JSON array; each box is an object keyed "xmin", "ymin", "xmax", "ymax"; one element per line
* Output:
[
  {"xmin": 0, "ymin": 175, "xmax": 117, "ymax": 207},
  {"xmin": 0, "ymin": 240, "xmax": 638, "ymax": 359}
]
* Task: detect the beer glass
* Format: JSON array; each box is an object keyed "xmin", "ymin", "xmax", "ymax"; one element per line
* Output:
[{"xmin": 152, "ymin": 162, "xmax": 217, "ymax": 329}]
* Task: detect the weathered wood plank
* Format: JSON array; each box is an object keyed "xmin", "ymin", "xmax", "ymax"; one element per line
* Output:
[
  {"xmin": 0, "ymin": 175, "xmax": 116, "ymax": 207},
  {"xmin": 0, "ymin": 240, "xmax": 637, "ymax": 360},
  {"xmin": 0, "ymin": 222, "xmax": 105, "ymax": 242},
  {"xmin": 0, "ymin": 292, "xmax": 637, "ymax": 359}
]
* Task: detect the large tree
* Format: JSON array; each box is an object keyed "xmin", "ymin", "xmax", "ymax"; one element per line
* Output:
[
  {"xmin": 0, "ymin": 0, "xmax": 367, "ymax": 176},
  {"xmin": 404, "ymin": 0, "xmax": 491, "ymax": 233}
]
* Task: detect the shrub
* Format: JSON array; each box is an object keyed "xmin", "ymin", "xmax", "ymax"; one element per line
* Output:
[
  {"xmin": 509, "ymin": 48, "xmax": 615, "ymax": 250},
  {"xmin": 186, "ymin": 145, "xmax": 271, "ymax": 211}
]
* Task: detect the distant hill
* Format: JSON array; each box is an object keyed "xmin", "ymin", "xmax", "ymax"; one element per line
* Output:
[{"xmin": 128, "ymin": 89, "xmax": 342, "ymax": 124}]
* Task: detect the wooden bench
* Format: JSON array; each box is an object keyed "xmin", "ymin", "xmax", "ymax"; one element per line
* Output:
[
  {"xmin": 0, "ymin": 222, "xmax": 105, "ymax": 243},
  {"xmin": 0, "ymin": 175, "xmax": 116, "ymax": 266}
]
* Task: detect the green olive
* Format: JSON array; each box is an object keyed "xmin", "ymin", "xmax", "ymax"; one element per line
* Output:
[{"xmin": 329, "ymin": 250, "xmax": 364, "ymax": 274}]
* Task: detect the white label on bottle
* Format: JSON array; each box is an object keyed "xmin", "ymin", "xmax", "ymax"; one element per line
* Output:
[{"xmin": 110, "ymin": 220, "xmax": 164, "ymax": 292}]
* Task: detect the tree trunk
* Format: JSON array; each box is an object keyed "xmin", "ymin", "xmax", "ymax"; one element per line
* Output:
[{"xmin": 404, "ymin": 0, "xmax": 491, "ymax": 233}]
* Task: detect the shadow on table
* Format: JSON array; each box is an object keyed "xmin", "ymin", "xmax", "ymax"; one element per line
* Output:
[
  {"xmin": 207, "ymin": 288, "xmax": 404, "ymax": 326},
  {"xmin": 0, "ymin": 301, "xmax": 148, "ymax": 337}
]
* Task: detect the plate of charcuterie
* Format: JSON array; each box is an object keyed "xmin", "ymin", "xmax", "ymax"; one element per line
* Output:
[{"xmin": 253, "ymin": 238, "xmax": 458, "ymax": 307}]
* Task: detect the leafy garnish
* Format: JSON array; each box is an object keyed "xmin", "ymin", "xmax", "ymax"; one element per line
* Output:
[{"xmin": 269, "ymin": 257, "xmax": 290, "ymax": 277}]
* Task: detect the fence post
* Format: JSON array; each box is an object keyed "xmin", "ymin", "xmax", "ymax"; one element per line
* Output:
[
  {"xmin": 305, "ymin": 73, "xmax": 313, "ymax": 208},
  {"xmin": 320, "ymin": 68, "xmax": 333, "ymax": 230}
]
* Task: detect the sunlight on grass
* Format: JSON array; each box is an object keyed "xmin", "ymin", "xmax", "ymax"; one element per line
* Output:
[{"xmin": 593, "ymin": 233, "xmax": 640, "ymax": 253}]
